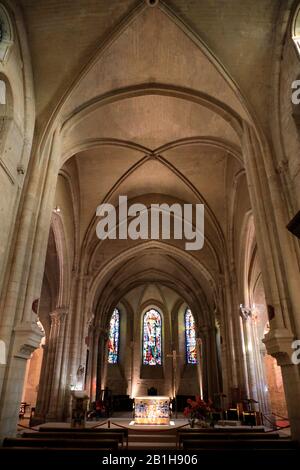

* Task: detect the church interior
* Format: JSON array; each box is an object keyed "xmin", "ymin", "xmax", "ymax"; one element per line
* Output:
[{"xmin": 1, "ymin": 0, "xmax": 300, "ymax": 462}]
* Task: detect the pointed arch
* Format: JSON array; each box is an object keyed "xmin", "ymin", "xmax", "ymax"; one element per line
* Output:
[{"xmin": 37, "ymin": 0, "xmax": 256, "ymax": 159}]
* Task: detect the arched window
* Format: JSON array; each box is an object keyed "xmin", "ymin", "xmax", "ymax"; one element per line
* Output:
[
  {"xmin": 185, "ymin": 308, "xmax": 197, "ymax": 364},
  {"xmin": 108, "ymin": 308, "xmax": 120, "ymax": 364},
  {"xmin": 143, "ymin": 308, "xmax": 162, "ymax": 365}
]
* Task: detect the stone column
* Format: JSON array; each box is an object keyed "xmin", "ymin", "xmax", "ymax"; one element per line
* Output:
[
  {"xmin": 251, "ymin": 313, "xmax": 272, "ymax": 417},
  {"xmin": 68, "ymin": 275, "xmax": 85, "ymax": 383},
  {"xmin": 220, "ymin": 268, "xmax": 248, "ymax": 401},
  {"xmin": 243, "ymin": 124, "xmax": 300, "ymax": 439},
  {"xmin": 46, "ymin": 308, "xmax": 68, "ymax": 421},
  {"xmin": 240, "ymin": 307, "xmax": 258, "ymax": 404},
  {"xmin": 195, "ymin": 338, "xmax": 203, "ymax": 399},
  {"xmin": 88, "ymin": 328, "xmax": 100, "ymax": 402},
  {"xmin": 201, "ymin": 328, "xmax": 211, "ymax": 397},
  {"xmin": 34, "ymin": 343, "xmax": 48, "ymax": 421},
  {"xmin": 240, "ymin": 306, "xmax": 272, "ymax": 417},
  {"xmin": 264, "ymin": 339, "xmax": 300, "ymax": 440},
  {"xmin": 130, "ymin": 340, "xmax": 135, "ymax": 397},
  {"xmin": 101, "ymin": 333, "xmax": 109, "ymax": 390},
  {"xmin": 0, "ymin": 321, "xmax": 43, "ymax": 439},
  {"xmin": 209, "ymin": 325, "xmax": 221, "ymax": 396},
  {"xmin": 96, "ymin": 329, "xmax": 108, "ymax": 400}
]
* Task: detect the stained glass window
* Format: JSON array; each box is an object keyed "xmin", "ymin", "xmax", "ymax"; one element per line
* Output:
[
  {"xmin": 108, "ymin": 308, "xmax": 120, "ymax": 364},
  {"xmin": 143, "ymin": 308, "xmax": 162, "ymax": 366},
  {"xmin": 185, "ymin": 308, "xmax": 197, "ymax": 364}
]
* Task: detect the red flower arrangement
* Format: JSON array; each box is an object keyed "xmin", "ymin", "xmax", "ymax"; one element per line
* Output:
[{"xmin": 183, "ymin": 396, "xmax": 213, "ymax": 424}]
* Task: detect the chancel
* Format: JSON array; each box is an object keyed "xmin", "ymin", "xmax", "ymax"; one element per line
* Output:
[{"xmin": 0, "ymin": 0, "xmax": 300, "ymax": 463}]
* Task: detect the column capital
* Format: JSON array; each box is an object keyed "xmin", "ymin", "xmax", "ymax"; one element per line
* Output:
[
  {"xmin": 13, "ymin": 321, "xmax": 44, "ymax": 359},
  {"xmin": 263, "ymin": 327, "xmax": 295, "ymax": 365},
  {"xmin": 50, "ymin": 307, "xmax": 68, "ymax": 325}
]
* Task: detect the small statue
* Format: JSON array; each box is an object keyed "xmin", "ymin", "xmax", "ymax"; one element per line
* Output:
[{"xmin": 75, "ymin": 364, "xmax": 85, "ymax": 390}]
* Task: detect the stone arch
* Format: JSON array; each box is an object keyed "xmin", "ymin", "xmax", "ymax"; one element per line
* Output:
[
  {"xmin": 37, "ymin": 0, "xmax": 253, "ymax": 159},
  {"xmin": 0, "ymin": 0, "xmax": 35, "ymax": 305},
  {"xmin": 89, "ymin": 240, "xmax": 216, "ymax": 327},
  {"xmin": 292, "ymin": 2, "xmax": 300, "ymax": 55},
  {"xmin": 4, "ymin": 0, "xmax": 298, "ymax": 438}
]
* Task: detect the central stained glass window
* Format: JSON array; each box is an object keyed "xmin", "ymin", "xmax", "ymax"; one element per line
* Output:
[
  {"xmin": 143, "ymin": 308, "xmax": 162, "ymax": 365},
  {"xmin": 185, "ymin": 308, "xmax": 197, "ymax": 364},
  {"xmin": 108, "ymin": 308, "xmax": 120, "ymax": 364}
]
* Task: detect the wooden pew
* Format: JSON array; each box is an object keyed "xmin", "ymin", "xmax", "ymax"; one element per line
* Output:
[
  {"xmin": 38, "ymin": 426, "xmax": 128, "ymax": 447},
  {"xmin": 178, "ymin": 427, "xmax": 266, "ymax": 433},
  {"xmin": 182, "ymin": 438, "xmax": 297, "ymax": 450},
  {"xmin": 177, "ymin": 431, "xmax": 279, "ymax": 447},
  {"xmin": 39, "ymin": 426, "xmax": 128, "ymax": 437},
  {"xmin": 3, "ymin": 437, "xmax": 119, "ymax": 450},
  {"xmin": 22, "ymin": 431, "xmax": 124, "ymax": 446},
  {"xmin": 177, "ymin": 430, "xmax": 279, "ymax": 448},
  {"xmin": 0, "ymin": 447, "xmax": 116, "ymax": 464}
]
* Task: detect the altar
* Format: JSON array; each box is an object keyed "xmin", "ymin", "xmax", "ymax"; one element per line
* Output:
[{"xmin": 134, "ymin": 396, "xmax": 170, "ymax": 425}]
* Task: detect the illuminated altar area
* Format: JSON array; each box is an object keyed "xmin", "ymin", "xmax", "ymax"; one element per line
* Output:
[{"xmin": 134, "ymin": 396, "xmax": 170, "ymax": 425}]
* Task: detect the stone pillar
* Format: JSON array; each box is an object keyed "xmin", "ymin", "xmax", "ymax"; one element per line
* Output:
[
  {"xmin": 46, "ymin": 308, "xmax": 68, "ymax": 421},
  {"xmin": 200, "ymin": 328, "xmax": 211, "ymax": 398},
  {"xmin": 0, "ymin": 321, "xmax": 43, "ymax": 439},
  {"xmin": 87, "ymin": 328, "xmax": 99, "ymax": 402},
  {"xmin": 240, "ymin": 307, "xmax": 258, "ymax": 404},
  {"xmin": 258, "ymin": 348, "xmax": 272, "ymax": 419},
  {"xmin": 220, "ymin": 268, "xmax": 249, "ymax": 402},
  {"xmin": 34, "ymin": 343, "xmax": 48, "ymax": 421},
  {"xmin": 242, "ymin": 124, "xmax": 300, "ymax": 439},
  {"xmin": 251, "ymin": 313, "xmax": 272, "ymax": 417},
  {"xmin": 101, "ymin": 333, "xmax": 109, "ymax": 390},
  {"xmin": 264, "ymin": 336, "xmax": 300, "ymax": 440},
  {"xmin": 68, "ymin": 275, "xmax": 90, "ymax": 392},
  {"xmin": 279, "ymin": 362, "xmax": 300, "ymax": 440},
  {"xmin": 240, "ymin": 306, "xmax": 272, "ymax": 417},
  {"xmin": 195, "ymin": 338, "xmax": 203, "ymax": 399},
  {"xmin": 130, "ymin": 340, "xmax": 135, "ymax": 397},
  {"xmin": 96, "ymin": 329, "xmax": 108, "ymax": 400}
]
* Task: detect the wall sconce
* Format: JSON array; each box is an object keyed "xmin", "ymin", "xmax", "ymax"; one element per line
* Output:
[{"xmin": 53, "ymin": 206, "xmax": 61, "ymax": 214}]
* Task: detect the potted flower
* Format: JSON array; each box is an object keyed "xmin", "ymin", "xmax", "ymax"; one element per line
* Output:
[{"xmin": 183, "ymin": 396, "xmax": 213, "ymax": 428}]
